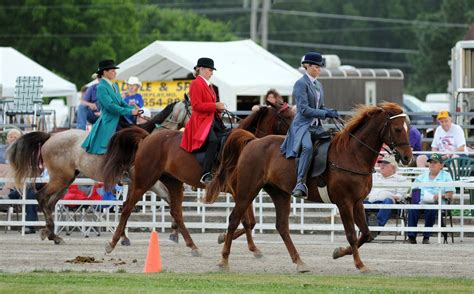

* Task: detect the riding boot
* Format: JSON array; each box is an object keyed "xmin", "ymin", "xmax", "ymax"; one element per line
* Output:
[{"xmin": 200, "ymin": 127, "xmax": 219, "ymax": 184}]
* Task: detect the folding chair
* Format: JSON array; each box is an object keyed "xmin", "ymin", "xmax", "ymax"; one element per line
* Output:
[{"xmin": 2, "ymin": 76, "xmax": 45, "ymax": 131}]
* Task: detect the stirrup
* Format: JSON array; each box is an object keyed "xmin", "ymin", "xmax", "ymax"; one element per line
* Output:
[{"xmin": 200, "ymin": 172, "xmax": 213, "ymax": 185}]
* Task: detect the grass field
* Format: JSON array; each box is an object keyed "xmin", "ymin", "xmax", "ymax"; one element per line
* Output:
[{"xmin": 0, "ymin": 272, "xmax": 473, "ymax": 293}]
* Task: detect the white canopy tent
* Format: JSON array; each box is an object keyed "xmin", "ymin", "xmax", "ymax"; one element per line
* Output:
[
  {"xmin": 0, "ymin": 47, "xmax": 77, "ymax": 106},
  {"xmin": 115, "ymin": 40, "xmax": 302, "ymax": 111}
]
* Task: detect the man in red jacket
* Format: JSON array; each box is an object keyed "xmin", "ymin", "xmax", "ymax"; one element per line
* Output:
[{"xmin": 180, "ymin": 57, "xmax": 226, "ymax": 184}]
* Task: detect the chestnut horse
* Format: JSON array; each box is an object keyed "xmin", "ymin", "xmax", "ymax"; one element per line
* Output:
[
  {"xmin": 205, "ymin": 102, "xmax": 412, "ymax": 273},
  {"xmin": 7, "ymin": 100, "xmax": 191, "ymax": 245},
  {"xmin": 102, "ymin": 102, "xmax": 294, "ymax": 256}
]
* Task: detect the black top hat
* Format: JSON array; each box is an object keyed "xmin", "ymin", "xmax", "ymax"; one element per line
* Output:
[
  {"xmin": 301, "ymin": 52, "xmax": 325, "ymax": 67},
  {"xmin": 194, "ymin": 57, "xmax": 216, "ymax": 70},
  {"xmin": 96, "ymin": 59, "xmax": 119, "ymax": 74}
]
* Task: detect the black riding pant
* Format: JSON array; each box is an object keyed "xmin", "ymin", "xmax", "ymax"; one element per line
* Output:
[{"xmin": 202, "ymin": 119, "xmax": 226, "ymax": 174}]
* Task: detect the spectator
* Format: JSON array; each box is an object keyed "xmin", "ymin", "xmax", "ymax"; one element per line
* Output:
[
  {"xmin": 123, "ymin": 76, "xmax": 144, "ymax": 124},
  {"xmin": 82, "ymin": 59, "xmax": 139, "ymax": 155},
  {"xmin": 407, "ymin": 153, "xmax": 454, "ymax": 244},
  {"xmin": 251, "ymin": 89, "xmax": 285, "ymax": 112},
  {"xmin": 76, "ymin": 73, "xmax": 101, "ymax": 130},
  {"xmin": 7, "ymin": 183, "xmax": 45, "ymax": 234},
  {"xmin": 365, "ymin": 154, "xmax": 408, "ymax": 239},
  {"xmin": 416, "ymin": 110, "xmax": 466, "ymax": 167},
  {"xmin": 0, "ymin": 128, "xmax": 22, "ymax": 164}
]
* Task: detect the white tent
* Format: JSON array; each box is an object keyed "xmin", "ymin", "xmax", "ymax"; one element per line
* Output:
[
  {"xmin": 0, "ymin": 47, "xmax": 77, "ymax": 105},
  {"xmin": 116, "ymin": 40, "xmax": 302, "ymax": 111}
]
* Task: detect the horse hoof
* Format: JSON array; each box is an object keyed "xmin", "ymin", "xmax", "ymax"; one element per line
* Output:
[
  {"xmin": 191, "ymin": 249, "xmax": 202, "ymax": 257},
  {"xmin": 359, "ymin": 266, "xmax": 371, "ymax": 274},
  {"xmin": 40, "ymin": 228, "xmax": 48, "ymax": 241},
  {"xmin": 169, "ymin": 234, "xmax": 179, "ymax": 244},
  {"xmin": 217, "ymin": 261, "xmax": 229, "ymax": 272},
  {"xmin": 54, "ymin": 237, "xmax": 65, "ymax": 245},
  {"xmin": 105, "ymin": 242, "xmax": 115, "ymax": 254},
  {"xmin": 253, "ymin": 249, "xmax": 263, "ymax": 259},
  {"xmin": 296, "ymin": 262, "xmax": 310, "ymax": 273},
  {"xmin": 332, "ymin": 247, "xmax": 344, "ymax": 259},
  {"xmin": 120, "ymin": 238, "xmax": 131, "ymax": 246},
  {"xmin": 217, "ymin": 233, "xmax": 225, "ymax": 244}
]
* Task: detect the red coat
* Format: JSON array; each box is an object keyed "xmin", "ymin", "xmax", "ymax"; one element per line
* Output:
[{"xmin": 180, "ymin": 76, "xmax": 217, "ymax": 152}]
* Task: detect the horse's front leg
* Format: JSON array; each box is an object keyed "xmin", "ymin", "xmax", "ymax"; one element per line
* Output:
[
  {"xmin": 164, "ymin": 179, "xmax": 201, "ymax": 257},
  {"xmin": 271, "ymin": 193, "xmax": 309, "ymax": 273},
  {"xmin": 106, "ymin": 185, "xmax": 146, "ymax": 253},
  {"xmin": 217, "ymin": 205, "xmax": 263, "ymax": 258},
  {"xmin": 332, "ymin": 201, "xmax": 369, "ymax": 273}
]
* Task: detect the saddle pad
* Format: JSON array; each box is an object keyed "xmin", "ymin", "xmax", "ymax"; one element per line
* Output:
[{"xmin": 310, "ymin": 140, "xmax": 331, "ymax": 178}]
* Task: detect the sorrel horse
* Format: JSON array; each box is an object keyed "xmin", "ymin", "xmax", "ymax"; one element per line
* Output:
[
  {"xmin": 7, "ymin": 100, "xmax": 191, "ymax": 245},
  {"xmin": 205, "ymin": 102, "xmax": 412, "ymax": 273},
  {"xmin": 102, "ymin": 101, "xmax": 294, "ymax": 256}
]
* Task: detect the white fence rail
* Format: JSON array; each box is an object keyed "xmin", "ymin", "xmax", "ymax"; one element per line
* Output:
[{"xmin": 1, "ymin": 177, "xmax": 474, "ymax": 244}]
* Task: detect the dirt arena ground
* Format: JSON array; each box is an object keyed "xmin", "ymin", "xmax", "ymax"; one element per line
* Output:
[{"xmin": 1, "ymin": 231, "xmax": 473, "ymax": 277}]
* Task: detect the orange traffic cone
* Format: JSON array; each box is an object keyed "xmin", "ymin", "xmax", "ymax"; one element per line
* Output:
[{"xmin": 143, "ymin": 230, "xmax": 162, "ymax": 273}]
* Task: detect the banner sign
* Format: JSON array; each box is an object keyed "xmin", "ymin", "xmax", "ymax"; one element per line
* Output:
[{"xmin": 116, "ymin": 80, "xmax": 192, "ymax": 109}]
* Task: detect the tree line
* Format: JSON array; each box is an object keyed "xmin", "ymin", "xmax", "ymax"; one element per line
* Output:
[{"xmin": 1, "ymin": 0, "xmax": 474, "ymax": 100}]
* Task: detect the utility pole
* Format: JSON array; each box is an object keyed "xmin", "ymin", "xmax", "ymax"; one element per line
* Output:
[
  {"xmin": 250, "ymin": 0, "xmax": 259, "ymax": 42},
  {"xmin": 261, "ymin": 0, "xmax": 270, "ymax": 49}
]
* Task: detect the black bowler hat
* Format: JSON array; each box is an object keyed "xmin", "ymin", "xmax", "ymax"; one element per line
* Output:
[
  {"xmin": 96, "ymin": 59, "xmax": 119, "ymax": 73},
  {"xmin": 301, "ymin": 52, "xmax": 325, "ymax": 67},
  {"xmin": 194, "ymin": 57, "xmax": 216, "ymax": 70}
]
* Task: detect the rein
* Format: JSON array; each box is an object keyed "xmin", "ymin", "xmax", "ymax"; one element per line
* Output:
[{"xmin": 328, "ymin": 111, "xmax": 409, "ymax": 176}]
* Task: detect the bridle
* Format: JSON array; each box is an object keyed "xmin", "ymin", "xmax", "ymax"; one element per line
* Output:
[
  {"xmin": 155, "ymin": 100, "xmax": 192, "ymax": 130},
  {"xmin": 329, "ymin": 110, "xmax": 410, "ymax": 176}
]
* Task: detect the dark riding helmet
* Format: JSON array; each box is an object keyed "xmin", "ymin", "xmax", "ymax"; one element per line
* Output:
[{"xmin": 301, "ymin": 52, "xmax": 325, "ymax": 67}]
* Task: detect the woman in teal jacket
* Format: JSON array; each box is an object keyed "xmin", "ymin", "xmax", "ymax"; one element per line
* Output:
[{"xmin": 82, "ymin": 59, "xmax": 139, "ymax": 155}]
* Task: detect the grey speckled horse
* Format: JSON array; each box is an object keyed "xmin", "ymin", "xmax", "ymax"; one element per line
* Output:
[{"xmin": 7, "ymin": 100, "xmax": 190, "ymax": 245}]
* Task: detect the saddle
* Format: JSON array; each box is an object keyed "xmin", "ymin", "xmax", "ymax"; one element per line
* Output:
[
  {"xmin": 194, "ymin": 127, "xmax": 231, "ymax": 170},
  {"xmin": 307, "ymin": 127, "xmax": 334, "ymax": 187}
]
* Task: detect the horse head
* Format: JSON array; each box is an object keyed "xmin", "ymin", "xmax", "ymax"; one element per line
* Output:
[
  {"xmin": 333, "ymin": 102, "xmax": 412, "ymax": 169},
  {"xmin": 377, "ymin": 103, "xmax": 412, "ymax": 165},
  {"xmin": 170, "ymin": 98, "xmax": 192, "ymax": 130}
]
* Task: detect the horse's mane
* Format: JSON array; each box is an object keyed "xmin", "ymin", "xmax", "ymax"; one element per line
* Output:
[
  {"xmin": 332, "ymin": 102, "xmax": 403, "ymax": 153},
  {"xmin": 139, "ymin": 101, "xmax": 178, "ymax": 132},
  {"xmin": 239, "ymin": 107, "xmax": 271, "ymax": 132}
]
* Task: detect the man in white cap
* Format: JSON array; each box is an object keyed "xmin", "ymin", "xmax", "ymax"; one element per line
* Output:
[{"xmin": 365, "ymin": 154, "xmax": 408, "ymax": 238}]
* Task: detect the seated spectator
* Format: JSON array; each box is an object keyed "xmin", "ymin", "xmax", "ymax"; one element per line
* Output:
[
  {"xmin": 7, "ymin": 184, "xmax": 43, "ymax": 234},
  {"xmin": 0, "ymin": 128, "xmax": 22, "ymax": 164},
  {"xmin": 407, "ymin": 153, "xmax": 455, "ymax": 244},
  {"xmin": 76, "ymin": 73, "xmax": 101, "ymax": 130},
  {"xmin": 416, "ymin": 110, "xmax": 466, "ymax": 167},
  {"xmin": 123, "ymin": 76, "xmax": 144, "ymax": 124},
  {"xmin": 407, "ymin": 116, "xmax": 422, "ymax": 166},
  {"xmin": 365, "ymin": 154, "xmax": 408, "ymax": 239}
]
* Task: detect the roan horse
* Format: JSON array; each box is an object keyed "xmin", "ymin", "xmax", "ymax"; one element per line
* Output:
[
  {"xmin": 7, "ymin": 100, "xmax": 191, "ymax": 245},
  {"xmin": 204, "ymin": 102, "xmax": 412, "ymax": 273},
  {"xmin": 101, "ymin": 101, "xmax": 294, "ymax": 256}
]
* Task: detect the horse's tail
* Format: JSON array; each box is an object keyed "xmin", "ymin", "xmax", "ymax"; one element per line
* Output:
[
  {"xmin": 205, "ymin": 129, "xmax": 256, "ymax": 204},
  {"xmin": 7, "ymin": 131, "xmax": 51, "ymax": 189},
  {"xmin": 102, "ymin": 127, "xmax": 150, "ymax": 190}
]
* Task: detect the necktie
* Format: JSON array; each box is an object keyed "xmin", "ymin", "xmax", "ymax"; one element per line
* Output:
[{"xmin": 313, "ymin": 80, "xmax": 320, "ymax": 91}]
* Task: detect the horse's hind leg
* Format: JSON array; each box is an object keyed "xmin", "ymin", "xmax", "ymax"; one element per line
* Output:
[
  {"xmin": 270, "ymin": 192, "xmax": 309, "ymax": 273},
  {"xmin": 38, "ymin": 177, "xmax": 74, "ymax": 245},
  {"xmin": 162, "ymin": 177, "xmax": 201, "ymax": 257},
  {"xmin": 332, "ymin": 201, "xmax": 369, "ymax": 273}
]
